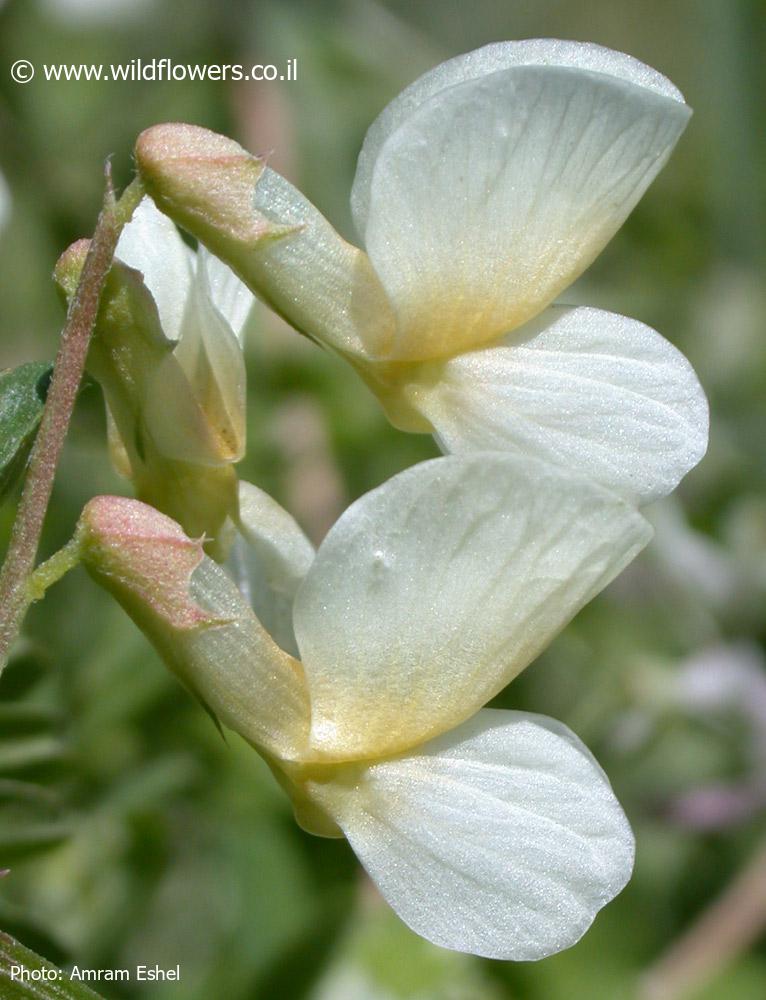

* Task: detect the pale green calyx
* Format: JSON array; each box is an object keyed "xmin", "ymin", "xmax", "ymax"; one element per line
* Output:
[
  {"xmin": 77, "ymin": 494, "xmax": 216, "ymax": 631},
  {"xmin": 76, "ymin": 494, "xmax": 311, "ymax": 760}
]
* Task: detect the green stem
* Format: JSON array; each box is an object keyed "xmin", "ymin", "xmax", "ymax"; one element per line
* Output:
[
  {"xmin": 26, "ymin": 536, "xmax": 83, "ymax": 602},
  {"xmin": 0, "ymin": 169, "xmax": 144, "ymax": 672}
]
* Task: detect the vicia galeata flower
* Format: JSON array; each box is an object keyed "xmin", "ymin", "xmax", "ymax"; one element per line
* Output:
[
  {"xmin": 134, "ymin": 40, "xmax": 708, "ymax": 506},
  {"xmin": 75, "ymin": 452, "xmax": 651, "ymax": 959},
  {"xmin": 55, "ymin": 198, "xmax": 253, "ymax": 554}
]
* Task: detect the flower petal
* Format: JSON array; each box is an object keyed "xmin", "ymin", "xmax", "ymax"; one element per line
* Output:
[
  {"xmin": 409, "ymin": 305, "xmax": 708, "ymax": 505},
  {"xmin": 227, "ymin": 480, "xmax": 315, "ymax": 656},
  {"xmin": 152, "ymin": 250, "xmax": 247, "ymax": 464},
  {"xmin": 115, "ymin": 196, "xmax": 193, "ymax": 340},
  {"xmin": 357, "ymin": 56, "xmax": 690, "ymax": 360},
  {"xmin": 308, "ymin": 708, "xmax": 634, "ymax": 960},
  {"xmin": 199, "ymin": 247, "xmax": 255, "ymax": 344},
  {"xmin": 353, "ymin": 39, "xmax": 685, "ymax": 230},
  {"xmin": 141, "ymin": 346, "xmax": 244, "ymax": 466},
  {"xmin": 292, "ymin": 453, "xmax": 651, "ymax": 760}
]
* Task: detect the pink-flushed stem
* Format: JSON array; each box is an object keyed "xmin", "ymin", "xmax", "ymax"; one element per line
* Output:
[
  {"xmin": 639, "ymin": 835, "xmax": 766, "ymax": 1000},
  {"xmin": 0, "ymin": 169, "xmax": 143, "ymax": 670}
]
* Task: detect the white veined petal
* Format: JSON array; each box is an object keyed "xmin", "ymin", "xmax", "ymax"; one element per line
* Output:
[
  {"xmin": 198, "ymin": 247, "xmax": 255, "ymax": 344},
  {"xmin": 292, "ymin": 453, "xmax": 651, "ymax": 760},
  {"xmin": 245, "ymin": 167, "xmax": 397, "ymax": 359},
  {"xmin": 360, "ymin": 63, "xmax": 690, "ymax": 360},
  {"xmin": 177, "ymin": 251, "xmax": 247, "ymax": 459},
  {"xmin": 309, "ymin": 708, "xmax": 634, "ymax": 960},
  {"xmin": 141, "ymin": 348, "xmax": 242, "ymax": 466},
  {"xmin": 144, "ymin": 253, "xmax": 247, "ymax": 465},
  {"xmin": 227, "ymin": 480, "xmax": 315, "ymax": 656},
  {"xmin": 410, "ymin": 305, "xmax": 709, "ymax": 505},
  {"xmin": 353, "ymin": 38, "xmax": 685, "ymax": 231},
  {"xmin": 115, "ymin": 196, "xmax": 193, "ymax": 340}
]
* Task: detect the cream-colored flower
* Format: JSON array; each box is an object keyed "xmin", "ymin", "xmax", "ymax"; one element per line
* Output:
[
  {"xmin": 76, "ymin": 451, "xmax": 651, "ymax": 959},
  {"xmin": 55, "ymin": 198, "xmax": 253, "ymax": 551},
  {"xmin": 135, "ymin": 40, "xmax": 708, "ymax": 505}
]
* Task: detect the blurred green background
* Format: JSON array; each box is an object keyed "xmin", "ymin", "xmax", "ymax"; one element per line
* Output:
[{"xmin": 1, "ymin": 0, "xmax": 765, "ymax": 998}]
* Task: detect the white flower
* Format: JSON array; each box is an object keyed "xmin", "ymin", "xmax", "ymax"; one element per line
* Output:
[
  {"xmin": 54, "ymin": 197, "xmax": 254, "ymax": 549},
  {"xmin": 135, "ymin": 40, "xmax": 708, "ymax": 506},
  {"xmin": 77, "ymin": 451, "xmax": 652, "ymax": 959},
  {"xmin": 114, "ymin": 196, "xmax": 252, "ymax": 470}
]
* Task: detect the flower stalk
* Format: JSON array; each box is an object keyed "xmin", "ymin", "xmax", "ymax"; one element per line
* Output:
[{"xmin": 0, "ymin": 170, "xmax": 144, "ymax": 672}]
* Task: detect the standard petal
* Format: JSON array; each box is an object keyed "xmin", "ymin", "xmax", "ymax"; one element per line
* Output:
[
  {"xmin": 352, "ymin": 39, "xmax": 685, "ymax": 230},
  {"xmin": 358, "ymin": 61, "xmax": 690, "ymax": 360},
  {"xmin": 293, "ymin": 453, "xmax": 651, "ymax": 760},
  {"xmin": 408, "ymin": 305, "xmax": 708, "ymax": 505},
  {"xmin": 199, "ymin": 247, "xmax": 255, "ymax": 343},
  {"xmin": 227, "ymin": 480, "xmax": 315, "ymax": 656},
  {"xmin": 307, "ymin": 709, "xmax": 634, "ymax": 960},
  {"xmin": 115, "ymin": 196, "xmax": 193, "ymax": 340}
]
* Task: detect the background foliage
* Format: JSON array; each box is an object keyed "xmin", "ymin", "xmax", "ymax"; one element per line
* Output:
[{"xmin": 1, "ymin": 0, "xmax": 765, "ymax": 997}]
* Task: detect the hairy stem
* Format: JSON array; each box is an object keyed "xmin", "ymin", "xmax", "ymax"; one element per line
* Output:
[{"xmin": 0, "ymin": 170, "xmax": 143, "ymax": 671}]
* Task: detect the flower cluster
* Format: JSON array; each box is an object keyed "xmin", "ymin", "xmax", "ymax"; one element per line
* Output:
[{"xmin": 67, "ymin": 39, "xmax": 709, "ymax": 959}]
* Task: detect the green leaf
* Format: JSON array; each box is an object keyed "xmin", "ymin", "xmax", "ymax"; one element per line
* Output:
[
  {"xmin": 0, "ymin": 930, "xmax": 104, "ymax": 999},
  {"xmin": 0, "ymin": 822, "xmax": 73, "ymax": 861},
  {"xmin": 0, "ymin": 363, "xmax": 53, "ymax": 504}
]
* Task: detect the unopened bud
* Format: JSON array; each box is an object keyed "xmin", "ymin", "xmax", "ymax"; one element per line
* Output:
[
  {"xmin": 55, "ymin": 234, "xmax": 240, "ymax": 555},
  {"xmin": 53, "ymin": 238, "xmax": 90, "ymax": 300}
]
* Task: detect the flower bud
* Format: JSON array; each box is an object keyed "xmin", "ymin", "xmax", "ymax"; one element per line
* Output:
[{"xmin": 54, "ymin": 230, "xmax": 241, "ymax": 557}]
